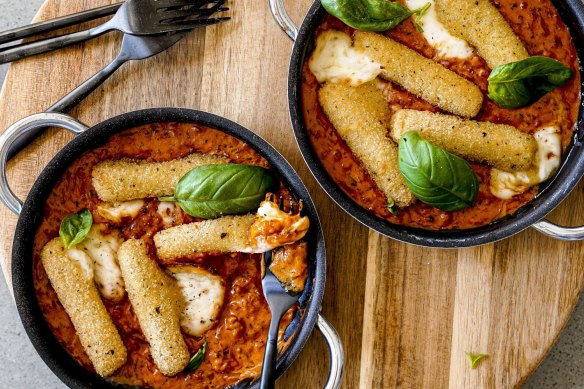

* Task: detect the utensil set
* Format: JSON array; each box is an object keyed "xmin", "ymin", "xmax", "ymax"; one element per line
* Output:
[{"xmin": 1, "ymin": 0, "xmax": 229, "ymax": 158}]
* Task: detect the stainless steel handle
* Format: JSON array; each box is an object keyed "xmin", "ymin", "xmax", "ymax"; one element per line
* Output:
[
  {"xmin": 0, "ymin": 113, "xmax": 89, "ymax": 215},
  {"xmin": 531, "ymin": 219, "xmax": 584, "ymax": 240},
  {"xmin": 317, "ymin": 314, "xmax": 344, "ymax": 389},
  {"xmin": 269, "ymin": 0, "xmax": 298, "ymax": 41}
]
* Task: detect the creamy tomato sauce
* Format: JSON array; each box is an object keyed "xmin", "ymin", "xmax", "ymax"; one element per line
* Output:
[
  {"xmin": 302, "ymin": 0, "xmax": 581, "ymax": 230},
  {"xmin": 33, "ymin": 123, "xmax": 306, "ymax": 388}
]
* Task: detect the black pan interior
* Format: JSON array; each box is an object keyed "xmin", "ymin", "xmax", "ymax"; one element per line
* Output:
[{"xmin": 11, "ymin": 108, "xmax": 326, "ymax": 389}]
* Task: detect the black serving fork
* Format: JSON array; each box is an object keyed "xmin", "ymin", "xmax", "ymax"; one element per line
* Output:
[
  {"xmin": 259, "ymin": 195, "xmax": 302, "ymax": 389},
  {"xmin": 0, "ymin": 0, "xmax": 229, "ymax": 64}
]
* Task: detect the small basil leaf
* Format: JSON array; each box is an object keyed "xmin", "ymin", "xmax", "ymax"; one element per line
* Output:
[
  {"xmin": 398, "ymin": 131, "xmax": 478, "ymax": 211},
  {"xmin": 465, "ymin": 352, "xmax": 488, "ymax": 369},
  {"xmin": 59, "ymin": 209, "xmax": 93, "ymax": 249},
  {"xmin": 321, "ymin": 0, "xmax": 430, "ymax": 31},
  {"xmin": 487, "ymin": 56, "xmax": 573, "ymax": 109},
  {"xmin": 387, "ymin": 197, "xmax": 398, "ymax": 216},
  {"xmin": 171, "ymin": 164, "xmax": 276, "ymax": 219},
  {"xmin": 184, "ymin": 340, "xmax": 207, "ymax": 373}
]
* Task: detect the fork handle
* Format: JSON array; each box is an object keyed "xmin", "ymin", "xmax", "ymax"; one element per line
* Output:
[
  {"xmin": 260, "ymin": 311, "xmax": 284, "ymax": 389},
  {"xmin": 48, "ymin": 55, "xmax": 126, "ymax": 113},
  {"xmin": 6, "ymin": 55, "xmax": 126, "ymax": 160},
  {"xmin": 0, "ymin": 3, "xmax": 121, "ymax": 45},
  {"xmin": 0, "ymin": 24, "xmax": 109, "ymax": 65}
]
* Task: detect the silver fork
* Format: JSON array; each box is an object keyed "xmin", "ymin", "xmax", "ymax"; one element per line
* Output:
[
  {"xmin": 260, "ymin": 195, "xmax": 303, "ymax": 389},
  {"xmin": 0, "ymin": 0, "xmax": 229, "ymax": 64}
]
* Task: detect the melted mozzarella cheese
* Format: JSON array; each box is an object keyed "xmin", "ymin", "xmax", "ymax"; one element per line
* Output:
[
  {"xmin": 66, "ymin": 248, "xmax": 94, "ymax": 280},
  {"xmin": 490, "ymin": 127, "xmax": 561, "ymax": 199},
  {"xmin": 406, "ymin": 0, "xmax": 473, "ymax": 58},
  {"xmin": 76, "ymin": 224, "xmax": 125, "ymax": 302},
  {"xmin": 157, "ymin": 201, "xmax": 181, "ymax": 227},
  {"xmin": 97, "ymin": 200, "xmax": 144, "ymax": 223},
  {"xmin": 308, "ymin": 30, "xmax": 382, "ymax": 86},
  {"xmin": 247, "ymin": 200, "xmax": 310, "ymax": 253},
  {"xmin": 167, "ymin": 266, "xmax": 225, "ymax": 337}
]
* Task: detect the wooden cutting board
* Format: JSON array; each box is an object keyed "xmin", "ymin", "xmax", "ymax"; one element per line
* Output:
[{"xmin": 1, "ymin": 0, "xmax": 583, "ymax": 388}]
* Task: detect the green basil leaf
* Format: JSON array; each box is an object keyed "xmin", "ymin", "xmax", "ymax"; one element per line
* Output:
[
  {"xmin": 170, "ymin": 164, "xmax": 276, "ymax": 219},
  {"xmin": 487, "ymin": 56, "xmax": 573, "ymax": 109},
  {"xmin": 184, "ymin": 340, "xmax": 207, "ymax": 373},
  {"xmin": 387, "ymin": 197, "xmax": 398, "ymax": 216},
  {"xmin": 59, "ymin": 209, "xmax": 93, "ymax": 249},
  {"xmin": 398, "ymin": 131, "xmax": 478, "ymax": 211},
  {"xmin": 321, "ymin": 0, "xmax": 430, "ymax": 31},
  {"xmin": 465, "ymin": 352, "xmax": 488, "ymax": 369}
]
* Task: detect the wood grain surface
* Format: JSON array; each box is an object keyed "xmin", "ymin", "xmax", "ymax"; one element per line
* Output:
[{"xmin": 0, "ymin": 0, "xmax": 583, "ymax": 388}]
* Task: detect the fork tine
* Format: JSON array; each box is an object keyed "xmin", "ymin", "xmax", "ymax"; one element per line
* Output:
[
  {"xmin": 263, "ymin": 250, "xmax": 273, "ymax": 267},
  {"xmin": 289, "ymin": 197, "xmax": 294, "ymax": 214},
  {"xmin": 298, "ymin": 200, "xmax": 305, "ymax": 216},
  {"xmin": 158, "ymin": 17, "xmax": 230, "ymax": 28},
  {"xmin": 278, "ymin": 196, "xmax": 285, "ymax": 211},
  {"xmin": 269, "ymin": 193, "xmax": 275, "ymax": 202}
]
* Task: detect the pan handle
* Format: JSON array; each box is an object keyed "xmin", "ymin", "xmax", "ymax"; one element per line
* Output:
[
  {"xmin": 269, "ymin": 0, "xmax": 299, "ymax": 41},
  {"xmin": 0, "ymin": 113, "xmax": 89, "ymax": 215},
  {"xmin": 316, "ymin": 314, "xmax": 344, "ymax": 389},
  {"xmin": 531, "ymin": 219, "xmax": 584, "ymax": 240}
]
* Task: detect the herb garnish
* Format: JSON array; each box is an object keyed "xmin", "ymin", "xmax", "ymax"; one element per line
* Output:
[
  {"xmin": 321, "ymin": 0, "xmax": 431, "ymax": 32},
  {"xmin": 465, "ymin": 352, "xmax": 488, "ymax": 369},
  {"xmin": 184, "ymin": 340, "xmax": 207, "ymax": 373},
  {"xmin": 487, "ymin": 56, "xmax": 573, "ymax": 109},
  {"xmin": 387, "ymin": 197, "xmax": 398, "ymax": 216},
  {"xmin": 161, "ymin": 164, "xmax": 275, "ymax": 219},
  {"xmin": 59, "ymin": 209, "xmax": 93, "ymax": 249},
  {"xmin": 398, "ymin": 131, "xmax": 478, "ymax": 211}
]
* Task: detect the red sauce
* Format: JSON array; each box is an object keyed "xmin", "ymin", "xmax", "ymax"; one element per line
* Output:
[
  {"xmin": 301, "ymin": 0, "xmax": 581, "ymax": 230},
  {"xmin": 33, "ymin": 123, "xmax": 304, "ymax": 388}
]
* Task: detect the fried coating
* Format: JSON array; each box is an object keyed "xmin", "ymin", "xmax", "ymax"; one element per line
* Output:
[
  {"xmin": 390, "ymin": 109, "xmax": 538, "ymax": 171},
  {"xmin": 353, "ymin": 31, "xmax": 483, "ymax": 118},
  {"xmin": 318, "ymin": 81, "xmax": 415, "ymax": 207},
  {"xmin": 117, "ymin": 239, "xmax": 189, "ymax": 376},
  {"xmin": 41, "ymin": 238, "xmax": 126, "ymax": 377},
  {"xmin": 92, "ymin": 153, "xmax": 229, "ymax": 203},
  {"xmin": 154, "ymin": 214, "xmax": 256, "ymax": 259},
  {"xmin": 435, "ymin": 0, "xmax": 528, "ymax": 68}
]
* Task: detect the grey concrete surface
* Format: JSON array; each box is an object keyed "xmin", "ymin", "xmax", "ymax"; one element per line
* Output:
[{"xmin": 0, "ymin": 1, "xmax": 582, "ymax": 388}]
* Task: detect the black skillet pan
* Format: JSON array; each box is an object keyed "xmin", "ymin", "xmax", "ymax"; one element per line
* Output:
[
  {"xmin": 0, "ymin": 108, "xmax": 343, "ymax": 389},
  {"xmin": 269, "ymin": 0, "xmax": 584, "ymax": 248}
]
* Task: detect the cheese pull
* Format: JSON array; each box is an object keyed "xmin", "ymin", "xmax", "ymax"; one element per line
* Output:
[
  {"xmin": 390, "ymin": 109, "xmax": 538, "ymax": 172},
  {"xmin": 318, "ymin": 81, "xmax": 415, "ymax": 207},
  {"xmin": 435, "ymin": 0, "xmax": 528, "ymax": 69},
  {"xmin": 354, "ymin": 31, "xmax": 483, "ymax": 118},
  {"xmin": 117, "ymin": 239, "xmax": 189, "ymax": 376},
  {"xmin": 92, "ymin": 153, "xmax": 229, "ymax": 202},
  {"xmin": 41, "ymin": 238, "xmax": 127, "ymax": 377}
]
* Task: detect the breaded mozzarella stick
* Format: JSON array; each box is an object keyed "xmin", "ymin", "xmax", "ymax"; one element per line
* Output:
[
  {"xmin": 41, "ymin": 238, "xmax": 126, "ymax": 377},
  {"xmin": 390, "ymin": 109, "xmax": 538, "ymax": 171},
  {"xmin": 435, "ymin": 0, "xmax": 528, "ymax": 69},
  {"xmin": 92, "ymin": 153, "xmax": 228, "ymax": 202},
  {"xmin": 117, "ymin": 239, "xmax": 189, "ymax": 376},
  {"xmin": 155, "ymin": 214, "xmax": 256, "ymax": 259},
  {"xmin": 318, "ymin": 82, "xmax": 415, "ymax": 207},
  {"xmin": 353, "ymin": 31, "xmax": 483, "ymax": 118}
]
